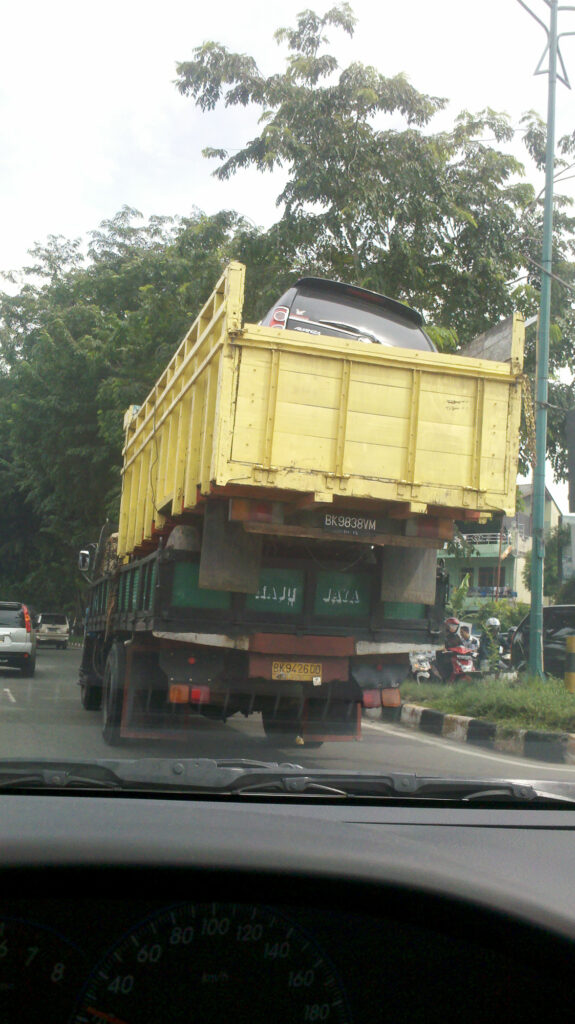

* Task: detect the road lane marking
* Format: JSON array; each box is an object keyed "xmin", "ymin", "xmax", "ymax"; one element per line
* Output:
[
  {"xmin": 363, "ymin": 720, "xmax": 575, "ymax": 774},
  {"xmin": 2, "ymin": 689, "xmax": 15, "ymax": 704}
]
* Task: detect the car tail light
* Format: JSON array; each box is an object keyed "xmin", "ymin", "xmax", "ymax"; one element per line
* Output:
[
  {"xmin": 268, "ymin": 306, "xmax": 289, "ymax": 329},
  {"xmin": 22, "ymin": 605, "xmax": 31, "ymax": 633}
]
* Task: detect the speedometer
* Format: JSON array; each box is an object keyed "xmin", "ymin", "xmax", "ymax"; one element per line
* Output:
[{"xmin": 72, "ymin": 902, "xmax": 351, "ymax": 1023}]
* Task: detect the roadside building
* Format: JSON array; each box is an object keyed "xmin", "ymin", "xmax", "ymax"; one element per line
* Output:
[{"xmin": 441, "ymin": 484, "xmax": 562, "ymax": 613}]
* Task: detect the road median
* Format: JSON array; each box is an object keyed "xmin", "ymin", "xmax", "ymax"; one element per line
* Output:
[{"xmin": 381, "ymin": 699, "xmax": 575, "ymax": 764}]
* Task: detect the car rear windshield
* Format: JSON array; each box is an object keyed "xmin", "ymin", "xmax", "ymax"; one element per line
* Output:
[
  {"xmin": 40, "ymin": 614, "xmax": 68, "ymax": 625},
  {"xmin": 288, "ymin": 284, "xmax": 435, "ymax": 351},
  {"xmin": 0, "ymin": 606, "xmax": 24, "ymax": 627}
]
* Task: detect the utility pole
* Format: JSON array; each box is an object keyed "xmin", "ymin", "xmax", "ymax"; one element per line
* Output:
[{"xmin": 517, "ymin": 0, "xmax": 575, "ymax": 676}]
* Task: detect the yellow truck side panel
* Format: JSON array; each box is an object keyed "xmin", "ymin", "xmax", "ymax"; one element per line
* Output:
[{"xmin": 118, "ymin": 262, "xmax": 524, "ymax": 556}]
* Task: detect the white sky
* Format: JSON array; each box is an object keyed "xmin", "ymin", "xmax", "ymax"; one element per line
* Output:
[{"xmin": 1, "ymin": 0, "xmax": 574, "ymax": 507}]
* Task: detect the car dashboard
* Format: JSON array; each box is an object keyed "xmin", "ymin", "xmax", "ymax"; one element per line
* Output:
[{"xmin": 1, "ymin": 793, "xmax": 575, "ymax": 1022}]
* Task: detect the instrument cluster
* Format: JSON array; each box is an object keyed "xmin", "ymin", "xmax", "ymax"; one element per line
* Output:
[{"xmin": 0, "ymin": 885, "xmax": 572, "ymax": 1023}]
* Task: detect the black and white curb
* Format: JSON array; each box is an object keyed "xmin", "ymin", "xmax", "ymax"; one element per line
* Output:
[{"xmin": 374, "ymin": 702, "xmax": 575, "ymax": 765}]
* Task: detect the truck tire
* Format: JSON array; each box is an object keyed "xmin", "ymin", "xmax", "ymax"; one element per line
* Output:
[
  {"xmin": 102, "ymin": 642, "xmax": 126, "ymax": 746},
  {"xmin": 81, "ymin": 682, "xmax": 102, "ymax": 711}
]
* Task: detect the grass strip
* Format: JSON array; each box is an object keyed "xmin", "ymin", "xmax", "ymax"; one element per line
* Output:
[{"xmin": 400, "ymin": 674, "xmax": 575, "ymax": 734}]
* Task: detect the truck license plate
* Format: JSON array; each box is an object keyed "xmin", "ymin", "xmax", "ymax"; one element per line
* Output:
[
  {"xmin": 322, "ymin": 512, "xmax": 378, "ymax": 536},
  {"xmin": 272, "ymin": 661, "xmax": 322, "ymax": 683}
]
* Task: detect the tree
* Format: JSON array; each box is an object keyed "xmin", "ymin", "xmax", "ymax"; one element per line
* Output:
[
  {"xmin": 521, "ymin": 524, "xmax": 571, "ymax": 600},
  {"xmin": 176, "ymin": 6, "xmax": 546, "ymax": 339},
  {"xmin": 176, "ymin": 4, "xmax": 575, "ymax": 475},
  {"xmin": 0, "ymin": 207, "xmax": 260, "ymax": 608}
]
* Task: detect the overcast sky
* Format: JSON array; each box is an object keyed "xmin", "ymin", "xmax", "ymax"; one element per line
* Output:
[{"xmin": 2, "ymin": 0, "xmax": 574, "ymax": 506}]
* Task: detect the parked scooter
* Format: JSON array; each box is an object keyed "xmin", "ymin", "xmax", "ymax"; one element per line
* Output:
[{"xmin": 408, "ymin": 649, "xmax": 436, "ymax": 684}]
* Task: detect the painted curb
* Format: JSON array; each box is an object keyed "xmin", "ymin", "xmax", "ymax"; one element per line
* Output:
[{"xmin": 369, "ymin": 704, "xmax": 575, "ymax": 765}]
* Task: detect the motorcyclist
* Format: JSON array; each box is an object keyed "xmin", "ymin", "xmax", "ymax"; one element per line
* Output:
[
  {"xmin": 444, "ymin": 617, "xmax": 462, "ymax": 649},
  {"xmin": 479, "ymin": 617, "xmax": 501, "ymax": 672},
  {"xmin": 459, "ymin": 623, "xmax": 479, "ymax": 652}
]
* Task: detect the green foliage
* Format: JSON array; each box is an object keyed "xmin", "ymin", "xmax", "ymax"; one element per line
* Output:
[
  {"xmin": 0, "ymin": 207, "xmax": 271, "ymax": 609},
  {"xmin": 521, "ymin": 525, "xmax": 570, "ymax": 599},
  {"xmin": 447, "ymin": 573, "xmax": 470, "ymax": 617},
  {"xmin": 401, "ymin": 673, "xmax": 575, "ymax": 734},
  {"xmin": 556, "ymin": 577, "xmax": 575, "ymax": 604},
  {"xmin": 473, "ymin": 600, "xmax": 530, "ymax": 633}
]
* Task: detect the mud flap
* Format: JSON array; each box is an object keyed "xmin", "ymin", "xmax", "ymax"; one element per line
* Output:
[{"xmin": 199, "ymin": 501, "xmax": 262, "ymax": 593}]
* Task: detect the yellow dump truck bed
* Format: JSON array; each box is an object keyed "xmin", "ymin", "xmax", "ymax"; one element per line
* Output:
[{"xmin": 117, "ymin": 262, "xmax": 524, "ymax": 557}]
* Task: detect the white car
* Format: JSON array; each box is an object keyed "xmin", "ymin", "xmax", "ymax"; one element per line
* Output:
[
  {"xmin": 0, "ymin": 602, "xmax": 37, "ymax": 676},
  {"xmin": 36, "ymin": 613, "xmax": 70, "ymax": 650}
]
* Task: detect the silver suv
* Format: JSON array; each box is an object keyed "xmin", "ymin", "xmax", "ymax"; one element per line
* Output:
[
  {"xmin": 0, "ymin": 602, "xmax": 37, "ymax": 676},
  {"xmin": 36, "ymin": 612, "xmax": 70, "ymax": 650}
]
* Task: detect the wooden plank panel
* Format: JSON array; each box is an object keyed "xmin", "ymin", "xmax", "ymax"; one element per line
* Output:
[
  {"xmin": 183, "ymin": 385, "xmax": 203, "ymax": 509},
  {"xmin": 273, "ymin": 403, "xmax": 340, "ymax": 440},
  {"xmin": 345, "ymin": 410, "xmax": 411, "ymax": 448},
  {"xmin": 346, "ymin": 378, "xmax": 413, "ymax": 419},
  {"xmin": 274, "ymin": 366, "xmax": 342, "ymax": 408},
  {"xmin": 412, "ymin": 449, "xmax": 475, "ymax": 488},
  {"xmin": 269, "ymin": 431, "xmax": 337, "ymax": 472},
  {"xmin": 415, "ymin": 420, "xmax": 477, "ymax": 457},
  {"xmin": 342, "ymin": 439, "xmax": 405, "ymax": 479},
  {"xmin": 346, "ymin": 360, "xmax": 414, "ymax": 389}
]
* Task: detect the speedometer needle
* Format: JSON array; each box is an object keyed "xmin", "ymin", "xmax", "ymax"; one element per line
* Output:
[{"xmin": 86, "ymin": 1007, "xmax": 130, "ymax": 1024}]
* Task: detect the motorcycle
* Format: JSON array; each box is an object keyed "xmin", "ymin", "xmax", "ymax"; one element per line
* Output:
[
  {"xmin": 409, "ymin": 645, "xmax": 481, "ymax": 685},
  {"xmin": 408, "ymin": 649, "xmax": 436, "ymax": 684},
  {"xmin": 432, "ymin": 645, "xmax": 482, "ymax": 684}
]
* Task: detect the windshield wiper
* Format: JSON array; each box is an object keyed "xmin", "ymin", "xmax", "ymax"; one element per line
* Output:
[
  {"xmin": 1, "ymin": 759, "xmax": 575, "ymax": 805},
  {"xmin": 315, "ymin": 319, "xmax": 385, "ymax": 345}
]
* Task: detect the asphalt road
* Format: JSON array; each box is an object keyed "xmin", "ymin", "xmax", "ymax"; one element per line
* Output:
[{"xmin": 1, "ymin": 648, "xmax": 575, "ymax": 781}]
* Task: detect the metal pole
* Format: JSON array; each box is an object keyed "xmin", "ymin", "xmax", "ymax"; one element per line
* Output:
[
  {"xmin": 496, "ymin": 525, "xmax": 503, "ymax": 599},
  {"xmin": 529, "ymin": 0, "xmax": 558, "ymax": 677}
]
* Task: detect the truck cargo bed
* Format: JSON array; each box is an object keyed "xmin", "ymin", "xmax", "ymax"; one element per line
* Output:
[{"xmin": 118, "ymin": 263, "xmax": 523, "ymax": 557}]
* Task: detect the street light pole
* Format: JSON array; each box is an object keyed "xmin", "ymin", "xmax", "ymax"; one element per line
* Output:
[
  {"xmin": 530, "ymin": 0, "xmax": 558, "ymax": 676},
  {"xmin": 517, "ymin": 0, "xmax": 574, "ymax": 676}
]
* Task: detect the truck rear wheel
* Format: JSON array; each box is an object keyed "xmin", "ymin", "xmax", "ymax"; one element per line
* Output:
[
  {"xmin": 102, "ymin": 642, "xmax": 126, "ymax": 746},
  {"xmin": 81, "ymin": 681, "xmax": 102, "ymax": 710}
]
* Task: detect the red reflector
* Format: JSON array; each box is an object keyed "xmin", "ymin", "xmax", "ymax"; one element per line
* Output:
[
  {"xmin": 381, "ymin": 687, "xmax": 402, "ymax": 708},
  {"xmin": 190, "ymin": 686, "xmax": 210, "ymax": 704},
  {"xmin": 362, "ymin": 689, "xmax": 382, "ymax": 709},
  {"xmin": 187, "ymin": 657, "xmax": 196, "ymax": 664},
  {"xmin": 253, "ymin": 501, "xmax": 273, "ymax": 522},
  {"xmin": 169, "ymin": 685, "xmax": 190, "ymax": 704}
]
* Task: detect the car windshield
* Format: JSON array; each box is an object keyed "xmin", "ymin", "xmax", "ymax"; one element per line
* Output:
[{"xmin": 0, "ymin": 1, "xmax": 574, "ymax": 796}]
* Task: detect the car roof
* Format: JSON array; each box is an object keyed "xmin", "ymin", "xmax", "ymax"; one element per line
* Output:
[{"xmin": 294, "ymin": 277, "xmax": 424, "ymax": 328}]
